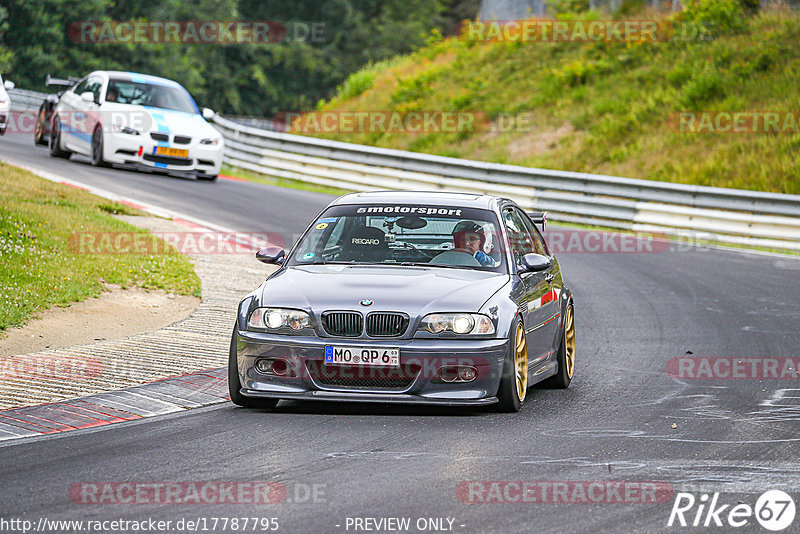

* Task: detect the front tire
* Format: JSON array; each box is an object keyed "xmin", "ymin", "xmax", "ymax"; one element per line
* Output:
[
  {"xmin": 228, "ymin": 324, "xmax": 279, "ymax": 409},
  {"xmin": 196, "ymin": 173, "xmax": 218, "ymax": 181},
  {"xmin": 496, "ymin": 318, "xmax": 528, "ymax": 412},
  {"xmin": 91, "ymin": 127, "xmax": 110, "ymax": 167},
  {"xmin": 539, "ymin": 303, "xmax": 575, "ymax": 389},
  {"xmin": 49, "ymin": 116, "xmax": 72, "ymax": 159}
]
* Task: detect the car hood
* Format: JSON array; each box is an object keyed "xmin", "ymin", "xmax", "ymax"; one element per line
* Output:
[
  {"xmin": 259, "ymin": 265, "xmax": 509, "ymax": 317},
  {"xmin": 101, "ymin": 103, "xmax": 215, "ymax": 137}
]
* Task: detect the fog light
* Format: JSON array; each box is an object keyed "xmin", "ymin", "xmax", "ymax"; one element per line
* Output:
[
  {"xmin": 271, "ymin": 359, "xmax": 288, "ymax": 376},
  {"xmin": 255, "ymin": 359, "xmax": 274, "ymax": 374},
  {"xmin": 438, "ymin": 365, "xmax": 478, "ymax": 383},
  {"xmin": 458, "ymin": 366, "xmax": 477, "ymax": 382},
  {"xmin": 440, "ymin": 366, "xmax": 458, "ymax": 383}
]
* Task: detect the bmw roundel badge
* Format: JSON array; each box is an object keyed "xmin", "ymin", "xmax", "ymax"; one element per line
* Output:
[{"xmin": 360, "ymin": 299, "xmax": 373, "ymax": 306}]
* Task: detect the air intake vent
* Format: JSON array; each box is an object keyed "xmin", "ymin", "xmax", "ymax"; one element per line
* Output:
[
  {"xmin": 307, "ymin": 362, "xmax": 420, "ymax": 391},
  {"xmin": 150, "ymin": 132, "xmax": 169, "ymax": 142},
  {"xmin": 173, "ymin": 135, "xmax": 191, "ymax": 144},
  {"xmin": 366, "ymin": 313, "xmax": 408, "ymax": 337},
  {"xmin": 322, "ymin": 312, "xmax": 363, "ymax": 337},
  {"xmin": 143, "ymin": 154, "xmax": 192, "ymax": 166}
]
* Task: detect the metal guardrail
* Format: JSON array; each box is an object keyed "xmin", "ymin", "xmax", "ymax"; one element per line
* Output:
[
  {"xmin": 7, "ymin": 88, "xmax": 798, "ymax": 250},
  {"xmin": 212, "ymin": 114, "xmax": 800, "ymax": 251},
  {"xmin": 7, "ymin": 88, "xmax": 46, "ymax": 112}
]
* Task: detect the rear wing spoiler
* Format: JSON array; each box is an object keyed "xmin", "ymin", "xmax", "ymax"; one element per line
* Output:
[
  {"xmin": 45, "ymin": 74, "xmax": 80, "ymax": 88},
  {"xmin": 527, "ymin": 211, "xmax": 547, "ymax": 231}
]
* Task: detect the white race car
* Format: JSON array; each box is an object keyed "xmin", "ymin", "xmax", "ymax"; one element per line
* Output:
[
  {"xmin": 48, "ymin": 71, "xmax": 223, "ymax": 181},
  {"xmin": 0, "ymin": 73, "xmax": 14, "ymax": 135}
]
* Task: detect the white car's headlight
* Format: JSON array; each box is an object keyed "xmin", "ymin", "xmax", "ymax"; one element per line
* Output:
[
  {"xmin": 111, "ymin": 123, "xmax": 140, "ymax": 135},
  {"xmin": 248, "ymin": 307, "xmax": 312, "ymax": 333},
  {"xmin": 200, "ymin": 137, "xmax": 219, "ymax": 145},
  {"xmin": 419, "ymin": 313, "xmax": 495, "ymax": 335}
]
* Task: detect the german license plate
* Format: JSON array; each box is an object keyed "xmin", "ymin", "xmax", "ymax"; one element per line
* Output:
[
  {"xmin": 154, "ymin": 146, "xmax": 189, "ymax": 158},
  {"xmin": 324, "ymin": 346, "xmax": 399, "ymax": 367}
]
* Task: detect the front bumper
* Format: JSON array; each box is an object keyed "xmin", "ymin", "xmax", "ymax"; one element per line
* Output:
[
  {"xmin": 103, "ymin": 132, "xmax": 223, "ymax": 175},
  {"xmin": 235, "ymin": 331, "xmax": 509, "ymax": 406}
]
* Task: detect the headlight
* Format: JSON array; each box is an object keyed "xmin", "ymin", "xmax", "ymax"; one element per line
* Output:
[
  {"xmin": 111, "ymin": 123, "xmax": 140, "ymax": 135},
  {"xmin": 200, "ymin": 137, "xmax": 219, "ymax": 145},
  {"xmin": 247, "ymin": 307, "xmax": 311, "ymax": 333},
  {"xmin": 419, "ymin": 313, "xmax": 495, "ymax": 335}
]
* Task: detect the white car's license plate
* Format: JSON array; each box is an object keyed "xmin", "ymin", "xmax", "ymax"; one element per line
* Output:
[
  {"xmin": 324, "ymin": 346, "xmax": 399, "ymax": 367},
  {"xmin": 154, "ymin": 146, "xmax": 189, "ymax": 158}
]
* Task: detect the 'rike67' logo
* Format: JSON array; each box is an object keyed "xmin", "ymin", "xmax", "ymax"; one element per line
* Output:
[{"xmin": 668, "ymin": 490, "xmax": 795, "ymax": 531}]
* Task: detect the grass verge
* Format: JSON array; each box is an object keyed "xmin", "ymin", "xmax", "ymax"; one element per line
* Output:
[
  {"xmin": 0, "ymin": 162, "xmax": 201, "ymax": 331},
  {"xmin": 303, "ymin": 5, "xmax": 800, "ymax": 194}
]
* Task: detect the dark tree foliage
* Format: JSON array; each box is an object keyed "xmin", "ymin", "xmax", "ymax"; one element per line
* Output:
[{"xmin": 0, "ymin": 0, "xmax": 458, "ymax": 116}]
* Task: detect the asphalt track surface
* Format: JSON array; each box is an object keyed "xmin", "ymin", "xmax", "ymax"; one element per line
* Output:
[{"xmin": 2, "ymin": 133, "xmax": 800, "ymax": 533}]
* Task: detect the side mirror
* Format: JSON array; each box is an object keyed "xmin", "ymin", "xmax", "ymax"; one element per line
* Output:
[
  {"xmin": 202, "ymin": 107, "xmax": 215, "ymax": 121},
  {"xmin": 3, "ymin": 80, "xmax": 14, "ymax": 90},
  {"xmin": 80, "ymin": 91, "xmax": 96, "ymax": 103},
  {"xmin": 521, "ymin": 253, "xmax": 552, "ymax": 273},
  {"xmin": 256, "ymin": 246, "xmax": 285, "ymax": 265}
]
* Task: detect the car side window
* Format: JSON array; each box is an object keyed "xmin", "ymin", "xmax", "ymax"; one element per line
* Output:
[
  {"xmin": 72, "ymin": 77, "xmax": 90, "ymax": 95},
  {"xmin": 87, "ymin": 77, "xmax": 103, "ymax": 103},
  {"xmin": 519, "ymin": 210, "xmax": 548, "ymax": 256},
  {"xmin": 502, "ymin": 208, "xmax": 535, "ymax": 270}
]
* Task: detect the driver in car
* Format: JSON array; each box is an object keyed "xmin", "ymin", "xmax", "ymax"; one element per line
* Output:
[{"xmin": 452, "ymin": 221, "xmax": 497, "ymax": 267}]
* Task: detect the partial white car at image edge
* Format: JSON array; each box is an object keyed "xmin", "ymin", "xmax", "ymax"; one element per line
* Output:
[{"xmin": 0, "ymin": 73, "xmax": 14, "ymax": 136}]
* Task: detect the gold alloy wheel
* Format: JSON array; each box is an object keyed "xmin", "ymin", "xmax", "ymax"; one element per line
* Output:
[
  {"xmin": 35, "ymin": 109, "xmax": 45, "ymax": 140},
  {"xmin": 515, "ymin": 323, "xmax": 528, "ymax": 401},
  {"xmin": 565, "ymin": 306, "xmax": 575, "ymax": 378}
]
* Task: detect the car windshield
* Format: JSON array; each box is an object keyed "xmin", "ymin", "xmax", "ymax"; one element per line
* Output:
[
  {"xmin": 290, "ymin": 204, "xmax": 506, "ymax": 272},
  {"xmin": 105, "ymin": 79, "xmax": 197, "ymax": 113}
]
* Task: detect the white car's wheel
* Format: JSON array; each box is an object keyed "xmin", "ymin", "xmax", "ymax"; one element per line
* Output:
[
  {"xmin": 49, "ymin": 116, "xmax": 72, "ymax": 159},
  {"xmin": 91, "ymin": 127, "xmax": 110, "ymax": 167}
]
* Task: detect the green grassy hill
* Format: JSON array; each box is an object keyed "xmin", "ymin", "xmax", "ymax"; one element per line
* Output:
[{"xmin": 302, "ymin": 2, "xmax": 800, "ymax": 194}]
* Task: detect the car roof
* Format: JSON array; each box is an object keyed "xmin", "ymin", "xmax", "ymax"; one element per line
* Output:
[
  {"xmin": 94, "ymin": 71, "xmax": 183, "ymax": 88},
  {"xmin": 330, "ymin": 191, "xmax": 507, "ymax": 210}
]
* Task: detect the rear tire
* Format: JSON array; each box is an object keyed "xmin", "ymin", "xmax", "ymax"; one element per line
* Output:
[
  {"xmin": 228, "ymin": 324, "xmax": 279, "ymax": 409},
  {"xmin": 496, "ymin": 317, "xmax": 527, "ymax": 412},
  {"xmin": 34, "ymin": 107, "xmax": 49, "ymax": 145},
  {"xmin": 539, "ymin": 303, "xmax": 575, "ymax": 389},
  {"xmin": 49, "ymin": 116, "xmax": 72, "ymax": 159}
]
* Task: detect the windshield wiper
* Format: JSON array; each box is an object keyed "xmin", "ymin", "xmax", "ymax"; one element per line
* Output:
[
  {"xmin": 298, "ymin": 260, "xmax": 358, "ymax": 265},
  {"xmin": 396, "ymin": 262, "xmax": 479, "ymax": 270}
]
